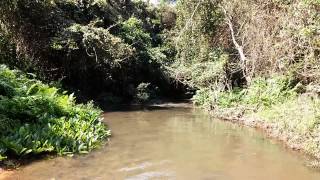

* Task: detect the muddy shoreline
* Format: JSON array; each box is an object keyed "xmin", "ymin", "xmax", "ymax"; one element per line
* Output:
[{"xmin": 211, "ymin": 111, "xmax": 320, "ymax": 168}]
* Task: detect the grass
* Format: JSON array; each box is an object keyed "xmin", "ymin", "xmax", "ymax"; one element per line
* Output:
[
  {"xmin": 193, "ymin": 75, "xmax": 320, "ymax": 158},
  {"xmin": 255, "ymin": 95, "xmax": 320, "ymax": 157},
  {"xmin": 0, "ymin": 65, "xmax": 110, "ymax": 160}
]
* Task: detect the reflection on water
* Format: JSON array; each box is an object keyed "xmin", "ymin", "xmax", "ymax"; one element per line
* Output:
[{"xmin": 8, "ymin": 107, "xmax": 320, "ymax": 180}]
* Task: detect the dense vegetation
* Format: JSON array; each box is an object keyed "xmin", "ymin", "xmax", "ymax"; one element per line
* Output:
[
  {"xmin": 167, "ymin": 0, "xmax": 320, "ymax": 158},
  {"xmin": 0, "ymin": 0, "xmax": 185, "ymax": 104},
  {"xmin": 0, "ymin": 0, "xmax": 320, "ymax": 163},
  {"xmin": 0, "ymin": 65, "xmax": 109, "ymax": 161},
  {"xmin": 0, "ymin": 0, "xmax": 181, "ymax": 163}
]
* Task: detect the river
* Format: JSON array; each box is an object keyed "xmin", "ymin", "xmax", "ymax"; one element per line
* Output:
[{"xmin": 5, "ymin": 106, "xmax": 320, "ymax": 179}]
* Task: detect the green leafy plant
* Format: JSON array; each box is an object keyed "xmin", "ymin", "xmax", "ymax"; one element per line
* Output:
[
  {"xmin": 242, "ymin": 76, "xmax": 297, "ymax": 108},
  {"xmin": 134, "ymin": 82, "xmax": 159, "ymax": 103},
  {"xmin": 0, "ymin": 65, "xmax": 110, "ymax": 160}
]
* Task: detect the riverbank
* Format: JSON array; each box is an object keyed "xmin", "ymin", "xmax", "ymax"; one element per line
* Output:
[
  {"xmin": 190, "ymin": 75, "xmax": 320, "ymax": 166},
  {"xmin": 2, "ymin": 102, "xmax": 320, "ymax": 179},
  {"xmin": 129, "ymin": 100, "xmax": 320, "ymax": 167},
  {"xmin": 6, "ymin": 106, "xmax": 320, "ymax": 179},
  {"xmin": 215, "ymin": 115, "xmax": 320, "ymax": 169},
  {"xmin": 208, "ymin": 93, "xmax": 320, "ymax": 168}
]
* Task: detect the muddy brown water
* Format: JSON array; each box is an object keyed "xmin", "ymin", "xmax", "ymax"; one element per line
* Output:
[{"xmin": 4, "ymin": 106, "xmax": 320, "ymax": 180}]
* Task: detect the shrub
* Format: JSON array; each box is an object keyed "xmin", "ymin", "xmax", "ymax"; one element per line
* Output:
[
  {"xmin": 194, "ymin": 75, "xmax": 298, "ymax": 113},
  {"xmin": 242, "ymin": 76, "xmax": 297, "ymax": 108},
  {"xmin": 134, "ymin": 82, "xmax": 159, "ymax": 103},
  {"xmin": 215, "ymin": 88, "xmax": 244, "ymax": 108},
  {"xmin": 192, "ymin": 88, "xmax": 213, "ymax": 108},
  {"xmin": 0, "ymin": 65, "xmax": 110, "ymax": 160},
  {"xmin": 120, "ymin": 17, "xmax": 152, "ymax": 49}
]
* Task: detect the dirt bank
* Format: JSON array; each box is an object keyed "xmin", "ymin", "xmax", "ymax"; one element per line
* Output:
[{"xmin": 212, "ymin": 111, "xmax": 320, "ymax": 168}]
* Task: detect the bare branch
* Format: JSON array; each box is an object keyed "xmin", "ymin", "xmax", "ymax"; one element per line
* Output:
[{"xmin": 219, "ymin": 5, "xmax": 247, "ymax": 66}]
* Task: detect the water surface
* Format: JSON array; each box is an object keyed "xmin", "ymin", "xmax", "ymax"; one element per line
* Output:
[{"xmin": 8, "ymin": 106, "xmax": 320, "ymax": 179}]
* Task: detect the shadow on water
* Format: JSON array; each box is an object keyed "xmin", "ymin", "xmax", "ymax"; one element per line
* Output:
[
  {"xmin": 103, "ymin": 105, "xmax": 172, "ymax": 112},
  {"xmin": 102, "ymin": 100, "xmax": 193, "ymax": 113}
]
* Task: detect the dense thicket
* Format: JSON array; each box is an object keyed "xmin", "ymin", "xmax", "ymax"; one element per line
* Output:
[
  {"xmin": 170, "ymin": 0, "xmax": 319, "ymax": 92},
  {"xmin": 168, "ymin": 0, "xmax": 320, "ymax": 158},
  {"xmin": 0, "ymin": 0, "xmax": 181, "ymax": 163},
  {"xmin": 0, "ymin": 0, "xmax": 184, "ymax": 103}
]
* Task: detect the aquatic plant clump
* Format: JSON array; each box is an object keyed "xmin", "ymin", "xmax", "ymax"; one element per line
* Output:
[{"xmin": 0, "ymin": 65, "xmax": 110, "ymax": 160}]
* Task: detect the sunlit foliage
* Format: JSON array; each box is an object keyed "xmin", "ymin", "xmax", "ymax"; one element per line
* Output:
[{"xmin": 0, "ymin": 65, "xmax": 110, "ymax": 160}]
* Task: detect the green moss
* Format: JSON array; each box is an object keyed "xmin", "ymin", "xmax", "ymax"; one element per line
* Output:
[{"xmin": 0, "ymin": 65, "xmax": 110, "ymax": 159}]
